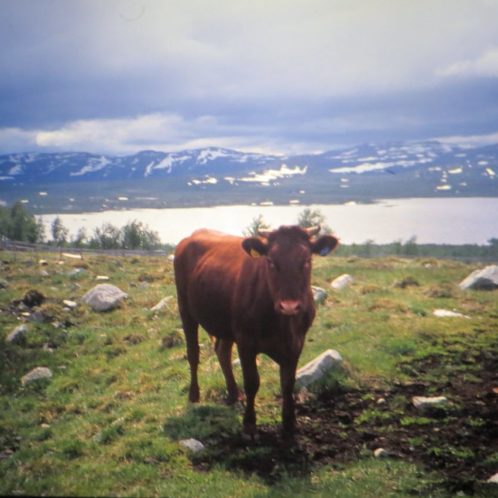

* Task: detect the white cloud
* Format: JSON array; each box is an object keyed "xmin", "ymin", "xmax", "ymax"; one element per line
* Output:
[{"xmin": 437, "ymin": 47, "xmax": 498, "ymax": 78}]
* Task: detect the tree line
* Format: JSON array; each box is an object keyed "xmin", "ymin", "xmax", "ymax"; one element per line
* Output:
[
  {"xmin": 1, "ymin": 202, "xmax": 497, "ymax": 259},
  {"xmin": 0, "ymin": 202, "xmax": 162, "ymax": 250}
]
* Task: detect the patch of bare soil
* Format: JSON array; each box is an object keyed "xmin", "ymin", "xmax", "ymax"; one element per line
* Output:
[{"xmin": 193, "ymin": 341, "xmax": 498, "ymax": 495}]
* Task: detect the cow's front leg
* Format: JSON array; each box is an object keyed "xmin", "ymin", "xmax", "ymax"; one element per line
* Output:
[
  {"xmin": 238, "ymin": 347, "xmax": 259, "ymax": 436},
  {"xmin": 279, "ymin": 358, "xmax": 299, "ymax": 436},
  {"xmin": 214, "ymin": 338, "xmax": 242, "ymax": 404}
]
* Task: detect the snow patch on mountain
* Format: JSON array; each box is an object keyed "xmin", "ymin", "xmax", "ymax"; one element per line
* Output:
[
  {"xmin": 239, "ymin": 164, "xmax": 307, "ymax": 184},
  {"xmin": 70, "ymin": 156, "xmax": 111, "ymax": 176}
]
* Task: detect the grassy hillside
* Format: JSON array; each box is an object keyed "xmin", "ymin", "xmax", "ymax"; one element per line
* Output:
[{"xmin": 0, "ymin": 250, "xmax": 497, "ymax": 497}]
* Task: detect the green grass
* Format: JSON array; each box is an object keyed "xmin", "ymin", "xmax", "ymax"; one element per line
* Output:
[{"xmin": 0, "ymin": 251, "xmax": 497, "ymax": 497}]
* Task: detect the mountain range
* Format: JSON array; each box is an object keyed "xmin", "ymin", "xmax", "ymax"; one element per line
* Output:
[{"xmin": 0, "ymin": 140, "xmax": 496, "ymax": 213}]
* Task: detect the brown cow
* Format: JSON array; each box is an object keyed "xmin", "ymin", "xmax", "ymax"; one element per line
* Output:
[{"xmin": 174, "ymin": 225, "xmax": 338, "ymax": 435}]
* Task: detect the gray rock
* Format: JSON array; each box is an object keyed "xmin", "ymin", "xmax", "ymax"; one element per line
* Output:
[
  {"xmin": 0, "ymin": 278, "xmax": 9, "ymax": 289},
  {"xmin": 150, "ymin": 296, "xmax": 173, "ymax": 312},
  {"xmin": 459, "ymin": 265, "xmax": 498, "ymax": 290},
  {"xmin": 96, "ymin": 275, "xmax": 110, "ymax": 281},
  {"xmin": 433, "ymin": 309, "xmax": 470, "ymax": 318},
  {"xmin": 29, "ymin": 310, "xmax": 49, "ymax": 323},
  {"xmin": 63, "ymin": 299, "xmax": 77, "ymax": 309},
  {"xmin": 296, "ymin": 349, "xmax": 343, "ymax": 389},
  {"xmin": 373, "ymin": 448, "xmax": 390, "ymax": 458},
  {"xmin": 82, "ymin": 284, "xmax": 128, "ymax": 312},
  {"xmin": 6, "ymin": 324, "xmax": 28, "ymax": 344},
  {"xmin": 21, "ymin": 367, "xmax": 53, "ymax": 385},
  {"xmin": 330, "ymin": 274, "xmax": 353, "ymax": 290},
  {"xmin": 67, "ymin": 268, "xmax": 84, "ymax": 277},
  {"xmin": 311, "ymin": 286, "xmax": 327, "ymax": 304},
  {"xmin": 487, "ymin": 472, "xmax": 498, "ymax": 484},
  {"xmin": 39, "ymin": 270, "xmax": 50, "ymax": 277},
  {"xmin": 179, "ymin": 438, "xmax": 205, "ymax": 453},
  {"xmin": 412, "ymin": 396, "xmax": 448, "ymax": 410}
]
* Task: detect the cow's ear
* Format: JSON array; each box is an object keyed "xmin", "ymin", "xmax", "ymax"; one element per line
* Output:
[
  {"xmin": 242, "ymin": 237, "xmax": 268, "ymax": 258},
  {"xmin": 311, "ymin": 235, "xmax": 338, "ymax": 256}
]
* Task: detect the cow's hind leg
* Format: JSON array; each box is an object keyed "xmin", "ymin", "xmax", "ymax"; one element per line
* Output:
[
  {"xmin": 214, "ymin": 338, "xmax": 241, "ymax": 404},
  {"xmin": 180, "ymin": 311, "xmax": 200, "ymax": 403},
  {"xmin": 238, "ymin": 347, "xmax": 260, "ymax": 436}
]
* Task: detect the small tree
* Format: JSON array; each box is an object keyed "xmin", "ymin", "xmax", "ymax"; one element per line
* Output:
[
  {"xmin": 243, "ymin": 214, "xmax": 271, "ymax": 237},
  {"xmin": 297, "ymin": 208, "xmax": 332, "ymax": 234},
  {"xmin": 72, "ymin": 227, "xmax": 87, "ymax": 248},
  {"xmin": 89, "ymin": 223, "xmax": 122, "ymax": 249},
  {"xmin": 51, "ymin": 216, "xmax": 69, "ymax": 247},
  {"xmin": 1, "ymin": 201, "xmax": 44, "ymax": 242},
  {"xmin": 121, "ymin": 220, "xmax": 161, "ymax": 250}
]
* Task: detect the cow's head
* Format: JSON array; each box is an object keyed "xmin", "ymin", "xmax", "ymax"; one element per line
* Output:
[{"xmin": 242, "ymin": 225, "xmax": 338, "ymax": 316}]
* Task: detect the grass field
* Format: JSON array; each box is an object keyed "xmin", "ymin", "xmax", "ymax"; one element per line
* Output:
[{"xmin": 0, "ymin": 249, "xmax": 497, "ymax": 497}]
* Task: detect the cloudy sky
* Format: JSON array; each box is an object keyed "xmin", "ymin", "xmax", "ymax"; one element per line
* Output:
[{"xmin": 1, "ymin": 0, "xmax": 498, "ymax": 155}]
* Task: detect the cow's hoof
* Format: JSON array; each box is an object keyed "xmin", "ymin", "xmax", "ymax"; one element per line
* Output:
[
  {"xmin": 188, "ymin": 387, "xmax": 200, "ymax": 403},
  {"xmin": 242, "ymin": 422, "xmax": 257, "ymax": 441},
  {"xmin": 226, "ymin": 390, "xmax": 245, "ymax": 405}
]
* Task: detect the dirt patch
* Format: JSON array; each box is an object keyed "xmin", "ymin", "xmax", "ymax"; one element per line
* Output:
[{"xmin": 193, "ymin": 339, "xmax": 498, "ymax": 494}]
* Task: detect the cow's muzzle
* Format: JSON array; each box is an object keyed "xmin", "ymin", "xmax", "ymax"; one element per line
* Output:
[{"xmin": 276, "ymin": 300, "xmax": 302, "ymax": 316}]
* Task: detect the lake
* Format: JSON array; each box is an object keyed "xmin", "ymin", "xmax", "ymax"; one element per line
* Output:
[{"xmin": 41, "ymin": 197, "xmax": 498, "ymax": 245}]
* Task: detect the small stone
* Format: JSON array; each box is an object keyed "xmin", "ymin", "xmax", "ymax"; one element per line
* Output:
[
  {"xmin": 459, "ymin": 265, "xmax": 498, "ymax": 290},
  {"xmin": 67, "ymin": 268, "xmax": 84, "ymax": 277},
  {"xmin": 487, "ymin": 472, "xmax": 498, "ymax": 484},
  {"xmin": 179, "ymin": 438, "xmax": 205, "ymax": 453},
  {"xmin": 0, "ymin": 278, "xmax": 9, "ymax": 289},
  {"xmin": 167, "ymin": 254, "xmax": 175, "ymax": 262},
  {"xmin": 38, "ymin": 259, "xmax": 48, "ymax": 266},
  {"xmin": 296, "ymin": 349, "xmax": 343, "ymax": 388},
  {"xmin": 6, "ymin": 324, "xmax": 28, "ymax": 344},
  {"xmin": 29, "ymin": 310, "xmax": 48, "ymax": 323},
  {"xmin": 150, "ymin": 296, "xmax": 173, "ymax": 312},
  {"xmin": 63, "ymin": 299, "xmax": 77, "ymax": 309},
  {"xmin": 330, "ymin": 274, "xmax": 353, "ymax": 290},
  {"xmin": 82, "ymin": 284, "xmax": 128, "ymax": 312},
  {"xmin": 96, "ymin": 275, "xmax": 110, "ymax": 281},
  {"xmin": 373, "ymin": 448, "xmax": 390, "ymax": 458},
  {"xmin": 433, "ymin": 309, "xmax": 470, "ymax": 318},
  {"xmin": 412, "ymin": 396, "xmax": 448, "ymax": 410},
  {"xmin": 39, "ymin": 270, "xmax": 49, "ymax": 277},
  {"xmin": 311, "ymin": 286, "xmax": 327, "ymax": 304},
  {"xmin": 376, "ymin": 398, "xmax": 386, "ymax": 405},
  {"xmin": 232, "ymin": 358, "xmax": 241, "ymax": 367},
  {"xmin": 21, "ymin": 367, "xmax": 53, "ymax": 385}
]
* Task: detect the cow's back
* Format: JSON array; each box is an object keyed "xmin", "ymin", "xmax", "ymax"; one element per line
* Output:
[{"xmin": 174, "ymin": 229, "xmax": 247, "ymax": 338}]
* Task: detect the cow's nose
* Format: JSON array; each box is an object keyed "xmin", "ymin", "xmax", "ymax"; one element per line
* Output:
[{"xmin": 278, "ymin": 300, "xmax": 302, "ymax": 315}]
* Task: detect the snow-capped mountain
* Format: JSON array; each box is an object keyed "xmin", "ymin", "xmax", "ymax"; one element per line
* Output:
[{"xmin": 0, "ymin": 142, "xmax": 496, "ymax": 212}]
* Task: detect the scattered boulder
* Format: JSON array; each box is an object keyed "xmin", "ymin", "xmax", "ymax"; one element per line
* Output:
[
  {"xmin": 459, "ymin": 265, "xmax": 498, "ymax": 290},
  {"xmin": 150, "ymin": 296, "xmax": 173, "ymax": 312},
  {"xmin": 22, "ymin": 289, "xmax": 45, "ymax": 308},
  {"xmin": 82, "ymin": 284, "xmax": 128, "ymax": 312},
  {"xmin": 63, "ymin": 299, "xmax": 77, "ymax": 309},
  {"xmin": 433, "ymin": 309, "xmax": 470, "ymax": 319},
  {"xmin": 330, "ymin": 274, "xmax": 353, "ymax": 290},
  {"xmin": 179, "ymin": 438, "xmax": 205, "ymax": 453},
  {"xmin": 0, "ymin": 278, "xmax": 9, "ymax": 289},
  {"xmin": 29, "ymin": 309, "xmax": 50, "ymax": 323},
  {"xmin": 412, "ymin": 395, "xmax": 448, "ymax": 411},
  {"xmin": 6, "ymin": 324, "xmax": 28, "ymax": 345},
  {"xmin": 39, "ymin": 270, "xmax": 50, "ymax": 278},
  {"xmin": 487, "ymin": 472, "xmax": 498, "ymax": 484},
  {"xmin": 67, "ymin": 268, "xmax": 85, "ymax": 277},
  {"xmin": 296, "ymin": 349, "xmax": 343, "ymax": 389},
  {"xmin": 373, "ymin": 448, "xmax": 390, "ymax": 458},
  {"xmin": 311, "ymin": 286, "xmax": 327, "ymax": 305},
  {"xmin": 21, "ymin": 367, "xmax": 53, "ymax": 386}
]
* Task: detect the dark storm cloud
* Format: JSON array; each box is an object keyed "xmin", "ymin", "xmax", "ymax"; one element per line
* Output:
[{"xmin": 1, "ymin": 0, "xmax": 498, "ymax": 154}]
